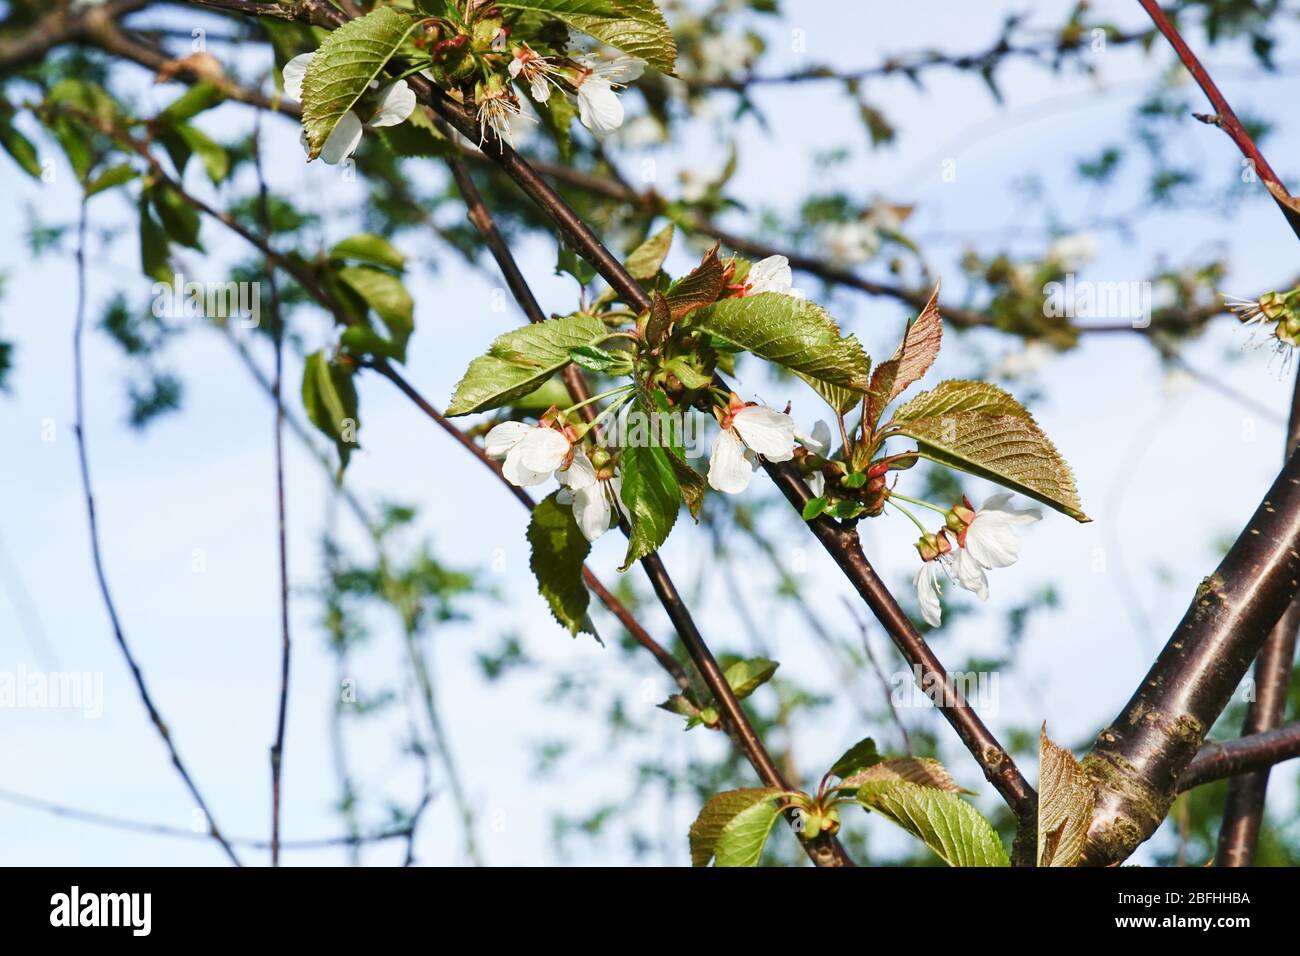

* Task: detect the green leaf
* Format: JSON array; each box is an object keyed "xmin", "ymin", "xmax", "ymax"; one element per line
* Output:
[
  {"xmin": 625, "ymin": 223, "xmax": 674, "ymax": 281},
  {"xmin": 508, "ymin": 376, "xmax": 572, "ymax": 414},
  {"xmin": 1038, "ymin": 724, "xmax": 1094, "ymax": 867},
  {"xmin": 857, "ymin": 780, "xmax": 1009, "ymax": 867},
  {"xmin": 174, "ymin": 123, "xmax": 229, "ymax": 184},
  {"xmin": 723, "ymin": 657, "xmax": 778, "ymax": 699},
  {"xmin": 527, "ymin": 492, "xmax": 594, "ymax": 638},
  {"xmin": 801, "ymin": 495, "xmax": 828, "ymax": 520},
  {"xmin": 301, "ymin": 351, "xmax": 360, "ymax": 473},
  {"xmin": 0, "ymin": 116, "xmax": 42, "ymax": 179},
  {"xmin": 150, "ymin": 185, "xmax": 202, "ymax": 250},
  {"xmin": 330, "ymin": 232, "xmax": 406, "ymax": 272},
  {"xmin": 891, "ymin": 378, "xmax": 1035, "ymax": 423},
  {"xmin": 496, "ymin": 0, "xmax": 677, "ymax": 73},
  {"xmin": 556, "ymin": 245, "xmax": 598, "ymax": 287},
  {"xmin": 85, "ymin": 163, "xmax": 138, "ymax": 198},
  {"xmin": 618, "ymin": 428, "xmax": 680, "ymax": 570},
  {"xmin": 158, "ymin": 83, "xmax": 226, "ymax": 124},
  {"xmin": 336, "ymin": 266, "xmax": 413, "ymax": 362},
  {"xmin": 447, "ymin": 313, "xmax": 608, "ymax": 416},
  {"xmin": 44, "ymin": 79, "xmax": 118, "ymax": 182},
  {"xmin": 717, "ymin": 797, "xmax": 787, "ymax": 867},
  {"xmin": 689, "ymin": 293, "xmax": 872, "ymax": 391},
  {"xmin": 688, "ymin": 788, "xmax": 782, "ymax": 867},
  {"xmin": 890, "ymin": 380, "xmax": 1088, "ymax": 521},
  {"xmin": 300, "ymin": 7, "xmax": 417, "ymax": 160},
  {"xmin": 138, "ymin": 198, "xmax": 170, "ymax": 283},
  {"xmin": 828, "ymin": 736, "xmax": 881, "ymax": 779},
  {"xmin": 569, "ymin": 344, "xmax": 631, "ymax": 374}
]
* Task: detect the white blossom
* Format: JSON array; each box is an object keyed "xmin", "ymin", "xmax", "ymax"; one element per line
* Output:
[
  {"xmin": 485, "ymin": 421, "xmax": 572, "ymax": 487},
  {"xmin": 708, "ymin": 405, "xmax": 796, "ymax": 494},
  {"xmin": 795, "ymin": 420, "xmax": 831, "ymax": 496},
  {"xmin": 574, "ymin": 55, "xmax": 645, "ymax": 135},
  {"xmin": 557, "ymin": 451, "xmax": 624, "ymax": 541},
  {"xmin": 696, "ymin": 34, "xmax": 756, "ymax": 81},
  {"xmin": 508, "ymin": 45, "xmax": 563, "ymax": 103},
  {"xmin": 282, "ymin": 53, "xmax": 414, "ymax": 165},
  {"xmin": 1046, "ymin": 232, "xmax": 1098, "ymax": 270},
  {"xmin": 476, "ymin": 87, "xmax": 533, "ymax": 148},
  {"xmin": 822, "ymin": 221, "xmax": 880, "ymax": 266},
  {"xmin": 745, "ymin": 255, "xmax": 803, "ymax": 298},
  {"xmin": 961, "ymin": 493, "xmax": 1042, "ymax": 569}
]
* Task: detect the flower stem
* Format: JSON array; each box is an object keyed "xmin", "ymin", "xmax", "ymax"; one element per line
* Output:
[
  {"xmin": 576, "ymin": 389, "xmax": 634, "ymax": 436},
  {"xmin": 887, "ymin": 499, "xmax": 930, "ymax": 536},
  {"xmin": 887, "ymin": 491, "xmax": 949, "ymax": 516},
  {"xmin": 563, "ymin": 383, "xmax": 633, "ymax": 417}
]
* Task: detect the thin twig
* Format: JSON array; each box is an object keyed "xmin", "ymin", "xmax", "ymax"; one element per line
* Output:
[
  {"xmin": 1137, "ymin": 0, "xmax": 1300, "ymax": 239},
  {"xmin": 70, "ymin": 193, "xmax": 240, "ymax": 866},
  {"xmin": 842, "ymin": 598, "xmax": 914, "ymax": 755},
  {"xmin": 0, "ymin": 787, "xmax": 414, "ymax": 851},
  {"xmin": 254, "ymin": 108, "xmax": 293, "ymax": 869}
]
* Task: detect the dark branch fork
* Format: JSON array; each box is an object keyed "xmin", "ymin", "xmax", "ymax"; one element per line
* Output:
[{"xmin": 1079, "ymin": 0, "xmax": 1300, "ymax": 867}]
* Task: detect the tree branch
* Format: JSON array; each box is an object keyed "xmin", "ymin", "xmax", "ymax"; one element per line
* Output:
[
  {"xmin": 1069, "ymin": 0, "xmax": 1300, "ymax": 867},
  {"xmin": 1080, "ymin": 445, "xmax": 1300, "ymax": 865},
  {"xmin": 1214, "ymin": 371, "xmax": 1300, "ymax": 865},
  {"xmin": 1179, "ymin": 723, "xmax": 1300, "ymax": 792}
]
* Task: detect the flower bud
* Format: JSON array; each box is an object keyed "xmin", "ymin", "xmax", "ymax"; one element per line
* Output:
[{"xmin": 946, "ymin": 497, "xmax": 976, "ymax": 533}]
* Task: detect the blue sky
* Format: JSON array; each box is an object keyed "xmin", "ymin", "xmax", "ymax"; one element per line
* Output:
[{"xmin": 2, "ymin": 0, "xmax": 1298, "ymax": 865}]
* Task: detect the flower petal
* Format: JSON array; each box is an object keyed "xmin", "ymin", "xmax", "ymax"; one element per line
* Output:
[
  {"xmin": 558, "ymin": 450, "xmax": 598, "ymax": 490},
  {"xmin": 502, "ymin": 446, "xmax": 553, "ymax": 487},
  {"xmin": 708, "ymin": 429, "xmax": 755, "ymax": 494},
  {"xmin": 795, "ymin": 419, "xmax": 831, "ymax": 455},
  {"xmin": 572, "ymin": 484, "xmax": 613, "ymax": 542},
  {"xmin": 914, "ymin": 563, "xmax": 943, "ymax": 628},
  {"xmin": 979, "ymin": 493, "xmax": 1043, "ymax": 524},
  {"xmin": 484, "ymin": 420, "xmax": 531, "ymax": 458},
  {"xmin": 731, "ymin": 405, "xmax": 796, "ymax": 461},
  {"xmin": 965, "ymin": 513, "xmax": 1025, "ymax": 568},
  {"xmin": 282, "ymin": 52, "xmax": 313, "ymax": 102},
  {"xmin": 517, "ymin": 427, "xmax": 571, "ymax": 473},
  {"xmin": 806, "ymin": 471, "xmax": 825, "ymax": 497},
  {"xmin": 952, "ymin": 549, "xmax": 989, "ymax": 600},
  {"xmin": 371, "ymin": 80, "xmax": 416, "ymax": 127},
  {"xmin": 747, "ymin": 255, "xmax": 792, "ymax": 296},
  {"xmin": 577, "ymin": 79, "xmax": 624, "ymax": 135},
  {"xmin": 319, "ymin": 110, "xmax": 364, "ymax": 165}
]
